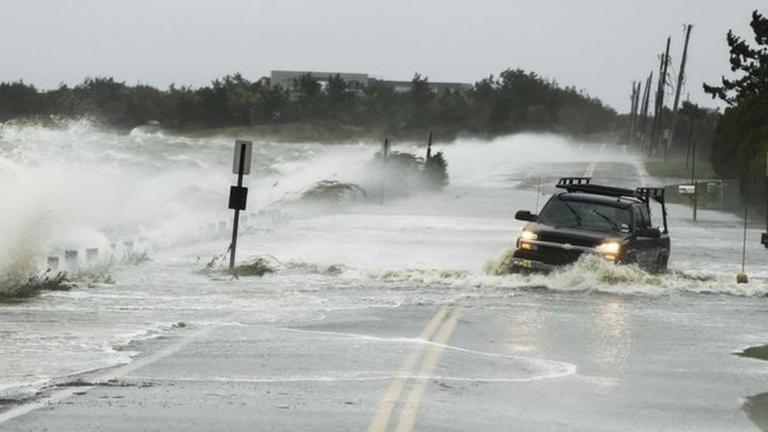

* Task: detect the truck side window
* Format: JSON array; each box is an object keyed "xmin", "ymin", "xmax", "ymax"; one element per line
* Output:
[
  {"xmin": 639, "ymin": 206, "xmax": 652, "ymax": 228},
  {"xmin": 632, "ymin": 206, "xmax": 643, "ymax": 228}
]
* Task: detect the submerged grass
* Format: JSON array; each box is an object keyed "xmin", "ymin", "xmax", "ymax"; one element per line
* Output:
[
  {"xmin": 0, "ymin": 271, "xmax": 72, "ymax": 301},
  {"xmin": 0, "ymin": 270, "xmax": 115, "ymax": 302},
  {"xmin": 644, "ymin": 159, "xmax": 717, "ymax": 180}
]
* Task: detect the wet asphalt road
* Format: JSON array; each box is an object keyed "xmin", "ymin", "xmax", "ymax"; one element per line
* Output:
[{"xmin": 3, "ymin": 292, "xmax": 768, "ymax": 432}]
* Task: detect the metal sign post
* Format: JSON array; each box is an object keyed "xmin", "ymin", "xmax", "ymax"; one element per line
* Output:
[{"xmin": 229, "ymin": 140, "xmax": 253, "ymax": 271}]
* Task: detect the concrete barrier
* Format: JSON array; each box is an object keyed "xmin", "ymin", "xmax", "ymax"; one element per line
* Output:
[
  {"xmin": 86, "ymin": 248, "xmax": 99, "ymax": 268},
  {"xmin": 47, "ymin": 256, "xmax": 60, "ymax": 272},
  {"xmin": 64, "ymin": 250, "xmax": 79, "ymax": 274}
]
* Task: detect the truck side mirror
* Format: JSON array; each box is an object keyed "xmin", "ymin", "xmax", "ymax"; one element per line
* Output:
[
  {"xmin": 515, "ymin": 210, "xmax": 538, "ymax": 222},
  {"xmin": 636, "ymin": 227, "xmax": 661, "ymax": 238}
]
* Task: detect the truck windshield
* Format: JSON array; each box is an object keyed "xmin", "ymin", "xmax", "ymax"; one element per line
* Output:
[{"xmin": 538, "ymin": 197, "xmax": 632, "ymax": 233}]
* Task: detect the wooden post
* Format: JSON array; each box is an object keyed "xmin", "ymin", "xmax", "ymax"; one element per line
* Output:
[
  {"xmin": 764, "ymin": 152, "xmax": 768, "ymax": 248},
  {"xmin": 737, "ymin": 205, "xmax": 749, "ymax": 283},
  {"xmin": 685, "ymin": 122, "xmax": 693, "ymax": 170},
  {"xmin": 426, "ymin": 132, "xmax": 433, "ymax": 160},
  {"xmin": 691, "ymin": 140, "xmax": 697, "ymax": 221},
  {"xmin": 742, "ymin": 205, "xmax": 748, "ymax": 273},
  {"xmin": 669, "ymin": 24, "xmax": 693, "ymax": 159},
  {"xmin": 379, "ymin": 138, "xmax": 390, "ymax": 204}
]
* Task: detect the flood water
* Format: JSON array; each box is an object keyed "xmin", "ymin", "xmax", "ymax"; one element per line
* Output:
[{"xmin": 1, "ymin": 121, "xmax": 767, "ymax": 430}]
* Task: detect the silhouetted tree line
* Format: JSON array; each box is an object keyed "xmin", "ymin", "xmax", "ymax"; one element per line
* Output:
[
  {"xmin": 704, "ymin": 10, "xmax": 768, "ymax": 208},
  {"xmin": 0, "ymin": 69, "xmax": 618, "ymax": 138}
]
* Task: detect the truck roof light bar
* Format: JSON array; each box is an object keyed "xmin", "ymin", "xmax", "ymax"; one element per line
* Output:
[{"xmin": 556, "ymin": 177, "xmax": 592, "ymax": 186}]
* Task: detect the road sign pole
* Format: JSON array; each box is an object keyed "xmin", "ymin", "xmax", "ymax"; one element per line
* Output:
[{"xmin": 228, "ymin": 140, "xmax": 252, "ymax": 271}]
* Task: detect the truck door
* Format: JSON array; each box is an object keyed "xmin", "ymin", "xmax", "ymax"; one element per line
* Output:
[{"xmin": 632, "ymin": 205, "xmax": 656, "ymax": 269}]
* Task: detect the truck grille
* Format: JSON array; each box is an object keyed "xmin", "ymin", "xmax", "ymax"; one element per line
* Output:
[
  {"xmin": 536, "ymin": 232, "xmax": 600, "ymax": 248},
  {"xmin": 515, "ymin": 246, "xmax": 584, "ymax": 266}
]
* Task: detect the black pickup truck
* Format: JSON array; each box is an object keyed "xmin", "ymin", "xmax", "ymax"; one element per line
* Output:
[{"xmin": 511, "ymin": 177, "xmax": 671, "ymax": 274}]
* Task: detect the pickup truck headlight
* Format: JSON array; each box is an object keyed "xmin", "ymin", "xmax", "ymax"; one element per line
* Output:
[
  {"xmin": 517, "ymin": 229, "xmax": 538, "ymax": 250},
  {"xmin": 596, "ymin": 241, "xmax": 621, "ymax": 261}
]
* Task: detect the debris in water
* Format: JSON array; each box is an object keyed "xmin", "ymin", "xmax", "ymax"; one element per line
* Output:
[
  {"xmin": 299, "ymin": 180, "xmax": 367, "ymax": 203},
  {"xmin": 199, "ymin": 253, "xmax": 280, "ymax": 277},
  {"xmin": 226, "ymin": 258, "xmax": 275, "ymax": 277}
]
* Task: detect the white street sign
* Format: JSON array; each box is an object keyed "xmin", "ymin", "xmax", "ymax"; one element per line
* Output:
[{"xmin": 233, "ymin": 140, "xmax": 253, "ymax": 175}]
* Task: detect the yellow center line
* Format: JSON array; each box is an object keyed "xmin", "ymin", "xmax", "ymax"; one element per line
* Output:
[
  {"xmin": 584, "ymin": 143, "xmax": 607, "ymax": 178},
  {"xmin": 393, "ymin": 306, "xmax": 462, "ymax": 432},
  {"xmin": 367, "ymin": 304, "xmax": 452, "ymax": 432}
]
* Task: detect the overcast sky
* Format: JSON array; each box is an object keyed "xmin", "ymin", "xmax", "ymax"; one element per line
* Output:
[{"xmin": 2, "ymin": 0, "xmax": 764, "ymax": 111}]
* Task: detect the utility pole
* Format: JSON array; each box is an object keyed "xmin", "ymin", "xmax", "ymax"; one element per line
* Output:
[
  {"xmin": 650, "ymin": 55, "xmax": 664, "ymax": 156},
  {"xmin": 651, "ymin": 37, "xmax": 671, "ymax": 158},
  {"xmin": 628, "ymin": 81, "xmax": 640, "ymax": 144},
  {"xmin": 669, "ymin": 24, "xmax": 693, "ymax": 160},
  {"xmin": 630, "ymin": 81, "xmax": 643, "ymax": 144},
  {"xmin": 638, "ymin": 72, "xmax": 653, "ymax": 144},
  {"xmin": 660, "ymin": 36, "xmax": 672, "ymax": 160}
]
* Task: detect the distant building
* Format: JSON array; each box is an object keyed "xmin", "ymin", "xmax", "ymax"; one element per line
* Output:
[
  {"xmin": 270, "ymin": 70, "xmax": 369, "ymax": 89},
  {"xmin": 373, "ymin": 79, "xmax": 473, "ymax": 93},
  {"xmin": 269, "ymin": 70, "xmax": 472, "ymax": 93}
]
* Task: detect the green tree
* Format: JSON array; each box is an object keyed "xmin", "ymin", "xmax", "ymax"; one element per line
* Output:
[
  {"xmin": 704, "ymin": 10, "xmax": 768, "ymax": 105},
  {"xmin": 704, "ymin": 10, "xmax": 768, "ymax": 206},
  {"xmin": 0, "ymin": 81, "xmax": 40, "ymax": 120},
  {"xmin": 407, "ymin": 74, "xmax": 434, "ymax": 128}
]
